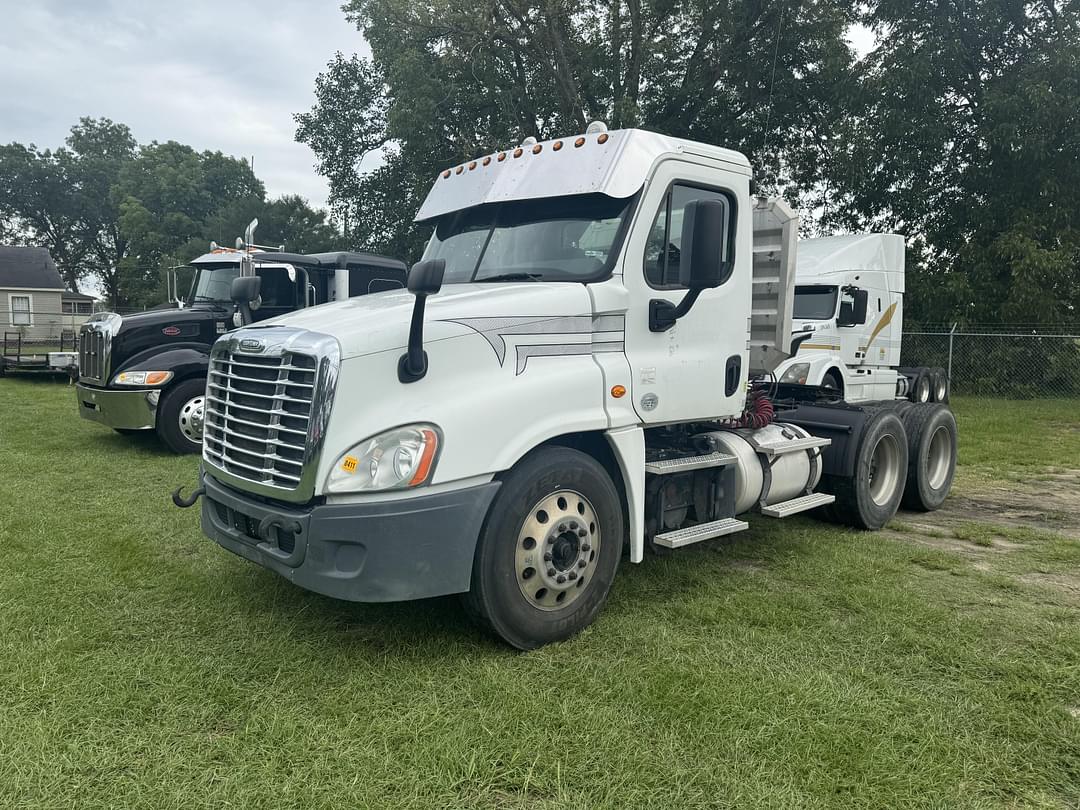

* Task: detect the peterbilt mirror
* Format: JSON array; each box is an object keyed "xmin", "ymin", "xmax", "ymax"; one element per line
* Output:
[{"xmin": 230, "ymin": 275, "xmax": 262, "ymax": 327}]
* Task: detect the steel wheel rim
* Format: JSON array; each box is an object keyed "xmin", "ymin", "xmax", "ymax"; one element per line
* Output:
[
  {"xmin": 179, "ymin": 395, "xmax": 205, "ymax": 443},
  {"xmin": 868, "ymin": 433, "xmax": 902, "ymax": 506},
  {"xmin": 926, "ymin": 425, "xmax": 952, "ymax": 490},
  {"xmin": 916, "ymin": 377, "xmax": 930, "ymax": 402},
  {"xmin": 515, "ymin": 489, "xmax": 600, "ymax": 611},
  {"xmin": 934, "ymin": 377, "xmax": 947, "ymax": 401}
]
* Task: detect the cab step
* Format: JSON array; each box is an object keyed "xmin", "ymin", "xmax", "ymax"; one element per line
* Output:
[
  {"xmin": 654, "ymin": 517, "xmax": 749, "ymax": 549},
  {"xmin": 760, "ymin": 492, "xmax": 836, "ymax": 518},
  {"xmin": 753, "ymin": 436, "xmax": 831, "ymax": 457},
  {"xmin": 644, "ymin": 453, "xmax": 738, "ymax": 475}
]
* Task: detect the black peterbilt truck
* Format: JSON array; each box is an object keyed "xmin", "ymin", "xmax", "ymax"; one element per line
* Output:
[{"xmin": 75, "ymin": 239, "xmax": 406, "ymax": 453}]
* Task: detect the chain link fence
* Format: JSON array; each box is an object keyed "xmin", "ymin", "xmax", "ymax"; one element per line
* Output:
[{"xmin": 902, "ymin": 327, "xmax": 1080, "ymax": 398}]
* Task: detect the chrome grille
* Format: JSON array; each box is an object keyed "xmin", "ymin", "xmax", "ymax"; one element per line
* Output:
[
  {"xmin": 203, "ymin": 350, "xmax": 318, "ymax": 490},
  {"xmin": 78, "ymin": 326, "xmax": 108, "ymax": 384}
]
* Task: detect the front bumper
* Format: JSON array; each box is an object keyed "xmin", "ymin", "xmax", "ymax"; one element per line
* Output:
[
  {"xmin": 75, "ymin": 383, "xmax": 158, "ymax": 430},
  {"xmin": 201, "ymin": 472, "xmax": 501, "ymax": 603}
]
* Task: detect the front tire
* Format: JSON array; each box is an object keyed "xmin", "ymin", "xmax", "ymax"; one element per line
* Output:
[
  {"xmin": 465, "ymin": 446, "xmax": 623, "ymax": 650},
  {"xmin": 156, "ymin": 377, "xmax": 206, "ymax": 455}
]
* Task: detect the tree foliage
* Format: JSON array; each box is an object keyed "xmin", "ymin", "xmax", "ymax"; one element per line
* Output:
[
  {"xmin": 0, "ymin": 119, "xmax": 341, "ymax": 307},
  {"xmin": 300, "ymin": 0, "xmax": 1080, "ymax": 325}
]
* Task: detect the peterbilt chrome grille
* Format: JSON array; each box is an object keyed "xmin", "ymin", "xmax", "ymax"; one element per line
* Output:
[
  {"xmin": 78, "ymin": 328, "xmax": 108, "ymax": 383},
  {"xmin": 202, "ymin": 350, "xmax": 318, "ymax": 490}
]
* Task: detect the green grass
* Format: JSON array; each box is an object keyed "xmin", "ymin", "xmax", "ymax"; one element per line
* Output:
[{"xmin": 1, "ymin": 381, "xmax": 1078, "ymax": 809}]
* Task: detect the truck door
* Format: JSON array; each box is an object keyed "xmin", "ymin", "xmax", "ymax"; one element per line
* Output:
[{"xmin": 619, "ymin": 161, "xmax": 752, "ymax": 423}]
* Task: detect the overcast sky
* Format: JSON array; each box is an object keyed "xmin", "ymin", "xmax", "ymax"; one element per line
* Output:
[{"xmin": 0, "ymin": 0, "xmax": 367, "ymax": 209}]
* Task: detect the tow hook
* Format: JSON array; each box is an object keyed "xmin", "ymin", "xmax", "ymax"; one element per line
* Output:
[
  {"xmin": 172, "ymin": 484, "xmax": 205, "ymax": 508},
  {"xmin": 257, "ymin": 515, "xmax": 302, "ymax": 542}
]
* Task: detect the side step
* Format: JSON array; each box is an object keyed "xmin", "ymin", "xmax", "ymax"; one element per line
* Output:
[
  {"xmin": 654, "ymin": 518, "xmax": 749, "ymax": 549},
  {"xmin": 754, "ymin": 436, "xmax": 831, "ymax": 457},
  {"xmin": 644, "ymin": 453, "xmax": 737, "ymax": 475},
  {"xmin": 760, "ymin": 492, "xmax": 835, "ymax": 518}
]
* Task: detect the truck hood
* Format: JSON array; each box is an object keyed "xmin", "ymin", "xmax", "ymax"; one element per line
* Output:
[
  {"xmin": 248, "ymin": 283, "xmax": 598, "ymax": 360},
  {"xmin": 111, "ymin": 305, "xmax": 222, "ymax": 332}
]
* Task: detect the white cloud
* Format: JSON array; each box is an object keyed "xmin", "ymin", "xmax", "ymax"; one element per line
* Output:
[{"xmin": 0, "ymin": 0, "xmax": 367, "ymax": 208}]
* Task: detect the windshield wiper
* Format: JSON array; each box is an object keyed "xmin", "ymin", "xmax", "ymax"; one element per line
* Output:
[{"xmin": 475, "ymin": 272, "xmax": 542, "ymax": 283}]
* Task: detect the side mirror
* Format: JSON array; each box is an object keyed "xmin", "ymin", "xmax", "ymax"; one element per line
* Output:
[
  {"xmin": 398, "ymin": 259, "xmax": 446, "ymax": 383},
  {"xmin": 838, "ymin": 288, "xmax": 868, "ymax": 327},
  {"xmin": 650, "ymin": 198, "xmax": 733, "ymax": 332},
  {"xmin": 407, "ymin": 259, "xmax": 446, "ymax": 295},
  {"xmin": 678, "ymin": 199, "xmax": 732, "ymax": 289},
  {"xmin": 231, "ymin": 276, "xmax": 262, "ymax": 326}
]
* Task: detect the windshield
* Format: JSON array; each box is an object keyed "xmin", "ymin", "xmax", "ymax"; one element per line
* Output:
[
  {"xmin": 793, "ymin": 285, "xmax": 839, "ymax": 320},
  {"xmin": 422, "ymin": 193, "xmax": 635, "ymax": 283},
  {"xmin": 189, "ymin": 266, "xmax": 241, "ymax": 303},
  {"xmin": 188, "ymin": 264, "xmax": 301, "ymax": 307}
]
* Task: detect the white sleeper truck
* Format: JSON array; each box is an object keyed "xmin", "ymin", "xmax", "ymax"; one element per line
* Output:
[
  {"xmin": 177, "ymin": 126, "xmax": 959, "ymax": 649},
  {"xmin": 775, "ymin": 234, "xmax": 949, "ymax": 403}
]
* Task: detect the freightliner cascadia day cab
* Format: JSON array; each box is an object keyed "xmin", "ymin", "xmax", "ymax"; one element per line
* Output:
[
  {"xmin": 773, "ymin": 235, "xmax": 951, "ymax": 403},
  {"xmin": 76, "ymin": 222, "xmax": 406, "ymax": 454},
  {"xmin": 178, "ymin": 126, "xmax": 959, "ymax": 649}
]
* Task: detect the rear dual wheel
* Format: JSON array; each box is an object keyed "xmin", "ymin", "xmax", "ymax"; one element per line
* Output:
[
  {"xmin": 465, "ymin": 446, "xmax": 622, "ymax": 650},
  {"xmin": 900, "ymin": 403, "xmax": 957, "ymax": 511},
  {"xmin": 824, "ymin": 409, "xmax": 909, "ymax": 529}
]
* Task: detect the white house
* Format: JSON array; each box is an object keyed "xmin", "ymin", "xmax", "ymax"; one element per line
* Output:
[{"xmin": 0, "ymin": 246, "xmax": 96, "ymax": 343}]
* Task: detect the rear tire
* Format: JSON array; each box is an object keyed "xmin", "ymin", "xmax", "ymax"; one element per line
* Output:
[
  {"xmin": 900, "ymin": 404, "xmax": 957, "ymax": 511},
  {"xmin": 156, "ymin": 378, "xmax": 205, "ymax": 455},
  {"xmin": 930, "ymin": 368, "xmax": 949, "ymax": 403},
  {"xmin": 824, "ymin": 409, "xmax": 908, "ymax": 529},
  {"xmin": 464, "ymin": 446, "xmax": 623, "ymax": 650}
]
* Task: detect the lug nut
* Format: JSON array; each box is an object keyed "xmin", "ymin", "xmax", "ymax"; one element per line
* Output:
[
  {"xmin": 568, "ymin": 571, "xmax": 577, "ymax": 580},
  {"xmin": 582, "ymin": 543, "xmax": 591, "ymax": 551},
  {"xmin": 577, "ymin": 529, "xmax": 587, "ymax": 537},
  {"xmin": 568, "ymin": 521, "xmax": 578, "ymax": 530},
  {"xmin": 558, "ymin": 523, "xmax": 567, "ymax": 532},
  {"xmin": 556, "ymin": 574, "xmax": 566, "ymax": 584},
  {"xmin": 577, "ymin": 560, "xmax": 586, "ymax": 568},
  {"xmin": 543, "ymin": 552, "xmax": 553, "ymax": 562},
  {"xmin": 547, "ymin": 567, "xmax": 556, "ymax": 577}
]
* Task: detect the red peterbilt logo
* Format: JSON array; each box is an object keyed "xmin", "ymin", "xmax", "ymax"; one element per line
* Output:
[{"xmin": 162, "ymin": 326, "xmax": 181, "ymax": 336}]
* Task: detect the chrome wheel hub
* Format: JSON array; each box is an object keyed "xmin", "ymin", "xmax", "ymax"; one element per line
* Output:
[
  {"xmin": 868, "ymin": 433, "xmax": 902, "ymax": 506},
  {"xmin": 179, "ymin": 396, "xmax": 205, "ymax": 443},
  {"xmin": 515, "ymin": 489, "xmax": 600, "ymax": 611}
]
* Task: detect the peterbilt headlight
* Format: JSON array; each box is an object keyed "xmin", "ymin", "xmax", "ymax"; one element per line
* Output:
[
  {"xmin": 779, "ymin": 363, "xmax": 811, "ymax": 385},
  {"xmin": 112, "ymin": 370, "xmax": 174, "ymax": 386},
  {"xmin": 325, "ymin": 424, "xmax": 441, "ymax": 494}
]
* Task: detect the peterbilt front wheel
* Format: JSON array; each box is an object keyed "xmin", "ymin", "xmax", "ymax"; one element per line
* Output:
[
  {"xmin": 156, "ymin": 377, "xmax": 206, "ymax": 455},
  {"xmin": 465, "ymin": 446, "xmax": 622, "ymax": 649}
]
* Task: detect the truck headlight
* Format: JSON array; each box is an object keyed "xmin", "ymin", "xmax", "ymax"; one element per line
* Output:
[
  {"xmin": 112, "ymin": 371, "xmax": 174, "ymax": 386},
  {"xmin": 325, "ymin": 424, "xmax": 441, "ymax": 494},
  {"xmin": 779, "ymin": 363, "xmax": 810, "ymax": 385}
]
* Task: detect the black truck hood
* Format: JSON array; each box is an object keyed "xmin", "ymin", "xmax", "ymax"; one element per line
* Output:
[{"xmin": 106, "ymin": 305, "xmax": 232, "ymax": 380}]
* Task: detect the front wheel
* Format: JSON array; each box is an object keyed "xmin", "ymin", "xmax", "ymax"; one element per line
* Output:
[
  {"xmin": 464, "ymin": 446, "xmax": 623, "ymax": 649},
  {"xmin": 156, "ymin": 377, "xmax": 206, "ymax": 454}
]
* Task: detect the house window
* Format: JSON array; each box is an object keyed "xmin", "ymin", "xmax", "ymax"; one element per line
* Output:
[
  {"xmin": 62, "ymin": 300, "xmax": 93, "ymax": 315},
  {"xmin": 10, "ymin": 294, "xmax": 32, "ymax": 326}
]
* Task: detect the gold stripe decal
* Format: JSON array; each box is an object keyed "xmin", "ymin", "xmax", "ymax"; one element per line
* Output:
[
  {"xmin": 800, "ymin": 343, "xmax": 840, "ymax": 351},
  {"xmin": 860, "ymin": 302, "xmax": 897, "ymax": 353}
]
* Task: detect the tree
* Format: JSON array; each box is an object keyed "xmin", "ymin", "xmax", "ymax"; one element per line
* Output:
[
  {"xmin": 829, "ymin": 0, "xmax": 1080, "ymax": 326},
  {"xmin": 295, "ymin": 52, "xmax": 389, "ymax": 242},
  {"xmin": 299, "ymin": 0, "xmax": 858, "ymax": 259}
]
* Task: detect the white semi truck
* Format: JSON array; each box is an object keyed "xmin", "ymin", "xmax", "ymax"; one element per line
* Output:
[
  {"xmin": 176, "ymin": 126, "xmax": 959, "ymax": 649},
  {"xmin": 774, "ymin": 235, "xmax": 949, "ymax": 403}
]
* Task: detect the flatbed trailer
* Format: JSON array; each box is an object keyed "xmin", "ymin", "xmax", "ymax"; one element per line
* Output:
[{"xmin": 1, "ymin": 331, "xmax": 78, "ymax": 377}]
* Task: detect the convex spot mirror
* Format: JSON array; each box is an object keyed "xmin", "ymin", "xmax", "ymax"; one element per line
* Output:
[{"xmin": 678, "ymin": 198, "xmax": 733, "ymax": 289}]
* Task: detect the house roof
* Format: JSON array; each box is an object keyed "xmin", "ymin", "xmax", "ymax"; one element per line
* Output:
[
  {"xmin": 62, "ymin": 290, "xmax": 96, "ymax": 300},
  {"xmin": 0, "ymin": 246, "xmax": 65, "ymax": 290}
]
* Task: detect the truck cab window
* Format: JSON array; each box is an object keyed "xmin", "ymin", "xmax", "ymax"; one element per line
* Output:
[
  {"xmin": 422, "ymin": 192, "xmax": 635, "ymax": 283},
  {"xmin": 644, "ymin": 184, "xmax": 733, "ymax": 289},
  {"xmin": 793, "ymin": 285, "xmax": 839, "ymax": 320}
]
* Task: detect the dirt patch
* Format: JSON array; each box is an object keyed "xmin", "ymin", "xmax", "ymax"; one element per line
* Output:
[
  {"xmin": 1020, "ymin": 572, "xmax": 1080, "ymax": 596},
  {"xmin": 880, "ymin": 529, "xmax": 1018, "ymax": 557},
  {"xmin": 900, "ymin": 469, "xmax": 1080, "ymax": 539}
]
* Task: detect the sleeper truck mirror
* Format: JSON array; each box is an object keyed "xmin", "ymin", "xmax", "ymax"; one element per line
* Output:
[
  {"xmin": 230, "ymin": 275, "xmax": 262, "ymax": 326},
  {"xmin": 838, "ymin": 287, "xmax": 869, "ymax": 327},
  {"xmin": 650, "ymin": 198, "xmax": 732, "ymax": 331},
  {"xmin": 398, "ymin": 259, "xmax": 446, "ymax": 383}
]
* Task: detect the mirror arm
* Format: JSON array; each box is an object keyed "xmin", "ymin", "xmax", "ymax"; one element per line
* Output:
[
  {"xmin": 649, "ymin": 288, "xmax": 703, "ymax": 332},
  {"xmin": 398, "ymin": 293, "xmax": 430, "ymax": 383}
]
